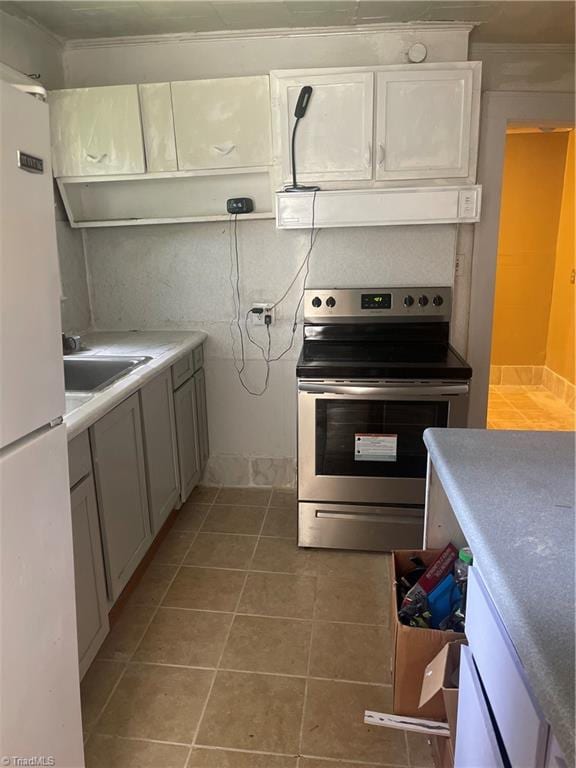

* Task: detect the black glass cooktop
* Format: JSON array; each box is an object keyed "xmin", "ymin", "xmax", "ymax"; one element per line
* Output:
[{"xmin": 297, "ymin": 322, "xmax": 472, "ymax": 380}]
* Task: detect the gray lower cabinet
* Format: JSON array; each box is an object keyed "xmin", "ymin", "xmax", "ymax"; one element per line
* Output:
[
  {"xmin": 70, "ymin": 472, "xmax": 109, "ymax": 679},
  {"xmin": 90, "ymin": 392, "xmax": 152, "ymax": 601},
  {"xmin": 194, "ymin": 367, "xmax": 209, "ymax": 471},
  {"xmin": 140, "ymin": 369, "xmax": 180, "ymax": 534},
  {"xmin": 173, "ymin": 374, "xmax": 201, "ymax": 502}
]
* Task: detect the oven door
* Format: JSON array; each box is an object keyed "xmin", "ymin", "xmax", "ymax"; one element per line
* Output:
[{"xmin": 298, "ymin": 380, "xmax": 469, "ymax": 506}]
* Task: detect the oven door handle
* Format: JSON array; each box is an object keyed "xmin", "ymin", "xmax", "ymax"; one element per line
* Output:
[{"xmin": 298, "ymin": 383, "xmax": 469, "ymax": 397}]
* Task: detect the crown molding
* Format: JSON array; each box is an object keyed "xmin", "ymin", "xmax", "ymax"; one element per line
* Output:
[
  {"xmin": 0, "ymin": 8, "xmax": 63, "ymax": 48},
  {"xmin": 470, "ymin": 42, "xmax": 574, "ymax": 56},
  {"xmin": 64, "ymin": 21, "xmax": 475, "ymax": 51}
]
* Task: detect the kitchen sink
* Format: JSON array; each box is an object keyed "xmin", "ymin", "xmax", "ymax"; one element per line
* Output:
[{"xmin": 63, "ymin": 356, "xmax": 152, "ymax": 393}]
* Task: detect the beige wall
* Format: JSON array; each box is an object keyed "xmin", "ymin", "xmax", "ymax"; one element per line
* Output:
[
  {"xmin": 491, "ymin": 131, "xmax": 569, "ymax": 366},
  {"xmin": 546, "ymin": 130, "xmax": 575, "ymax": 383},
  {"xmin": 0, "ymin": 10, "xmax": 64, "ymax": 88}
]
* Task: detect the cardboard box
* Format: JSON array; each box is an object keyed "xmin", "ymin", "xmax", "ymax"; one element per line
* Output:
[
  {"xmin": 419, "ymin": 640, "xmax": 465, "ymax": 736},
  {"xmin": 391, "ymin": 550, "xmax": 466, "ymax": 719},
  {"xmin": 430, "ymin": 734, "xmax": 455, "ymax": 768}
]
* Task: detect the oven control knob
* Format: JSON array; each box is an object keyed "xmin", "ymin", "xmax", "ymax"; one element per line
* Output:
[
  {"xmin": 432, "ymin": 295, "xmax": 444, "ymax": 307},
  {"xmin": 418, "ymin": 295, "xmax": 429, "ymax": 307},
  {"xmin": 326, "ymin": 296, "xmax": 336, "ymax": 308},
  {"xmin": 311, "ymin": 297, "xmax": 322, "ymax": 308},
  {"xmin": 403, "ymin": 295, "xmax": 414, "ymax": 307}
]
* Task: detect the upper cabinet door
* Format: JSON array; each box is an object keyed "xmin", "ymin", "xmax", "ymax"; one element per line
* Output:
[
  {"xmin": 375, "ymin": 64, "xmax": 481, "ymax": 182},
  {"xmin": 272, "ymin": 71, "xmax": 374, "ymax": 184},
  {"xmin": 171, "ymin": 76, "xmax": 272, "ymax": 170},
  {"xmin": 139, "ymin": 83, "xmax": 178, "ymax": 173},
  {"xmin": 49, "ymin": 85, "xmax": 146, "ymax": 177}
]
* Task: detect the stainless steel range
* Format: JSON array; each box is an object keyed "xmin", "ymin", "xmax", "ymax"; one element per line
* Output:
[{"xmin": 297, "ymin": 286, "xmax": 472, "ymax": 552}]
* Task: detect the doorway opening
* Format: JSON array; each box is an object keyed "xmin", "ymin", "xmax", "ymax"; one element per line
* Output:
[{"xmin": 487, "ymin": 124, "xmax": 575, "ymax": 431}]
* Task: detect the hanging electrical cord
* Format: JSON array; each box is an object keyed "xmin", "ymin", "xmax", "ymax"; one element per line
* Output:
[{"xmin": 228, "ymin": 190, "xmax": 319, "ymax": 396}]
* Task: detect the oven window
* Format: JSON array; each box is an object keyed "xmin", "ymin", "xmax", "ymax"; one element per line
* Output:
[{"xmin": 315, "ymin": 399, "xmax": 449, "ymax": 478}]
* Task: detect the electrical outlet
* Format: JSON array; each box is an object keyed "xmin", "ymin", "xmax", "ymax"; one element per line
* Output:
[
  {"xmin": 250, "ymin": 303, "xmax": 275, "ymax": 325},
  {"xmin": 455, "ymin": 253, "xmax": 465, "ymax": 277}
]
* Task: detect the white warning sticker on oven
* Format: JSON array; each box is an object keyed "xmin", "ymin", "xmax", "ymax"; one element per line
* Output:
[{"xmin": 354, "ymin": 434, "xmax": 398, "ymax": 462}]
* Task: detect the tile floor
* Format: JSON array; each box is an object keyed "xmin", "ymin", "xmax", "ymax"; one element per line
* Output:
[
  {"xmin": 487, "ymin": 385, "xmax": 576, "ymax": 431},
  {"xmin": 81, "ymin": 487, "xmax": 433, "ymax": 768}
]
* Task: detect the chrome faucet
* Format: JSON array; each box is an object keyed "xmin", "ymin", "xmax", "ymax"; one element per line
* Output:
[{"xmin": 62, "ymin": 333, "xmax": 81, "ymax": 354}]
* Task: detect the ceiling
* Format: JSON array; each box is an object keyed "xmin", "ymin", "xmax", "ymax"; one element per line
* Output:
[{"xmin": 0, "ymin": 0, "xmax": 574, "ymax": 44}]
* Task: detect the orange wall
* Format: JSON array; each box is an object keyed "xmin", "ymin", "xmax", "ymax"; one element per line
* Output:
[
  {"xmin": 546, "ymin": 130, "xmax": 575, "ymax": 383},
  {"xmin": 491, "ymin": 131, "xmax": 569, "ymax": 366}
]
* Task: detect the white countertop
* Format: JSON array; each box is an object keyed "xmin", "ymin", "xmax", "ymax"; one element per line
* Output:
[{"xmin": 64, "ymin": 330, "xmax": 207, "ymax": 441}]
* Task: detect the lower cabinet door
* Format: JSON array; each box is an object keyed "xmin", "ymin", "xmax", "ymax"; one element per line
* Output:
[
  {"xmin": 455, "ymin": 646, "xmax": 507, "ymax": 768},
  {"xmin": 70, "ymin": 473, "xmax": 109, "ymax": 678},
  {"xmin": 140, "ymin": 369, "xmax": 180, "ymax": 534},
  {"xmin": 90, "ymin": 393, "xmax": 152, "ymax": 601},
  {"xmin": 174, "ymin": 376, "xmax": 201, "ymax": 503},
  {"xmin": 194, "ymin": 368, "xmax": 209, "ymax": 471}
]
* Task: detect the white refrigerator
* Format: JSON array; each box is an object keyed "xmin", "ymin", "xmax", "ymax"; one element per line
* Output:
[{"xmin": 0, "ymin": 81, "xmax": 85, "ymax": 766}]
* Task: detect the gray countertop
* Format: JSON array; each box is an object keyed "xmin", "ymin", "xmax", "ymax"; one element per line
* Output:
[
  {"xmin": 423, "ymin": 428, "xmax": 575, "ymax": 764},
  {"xmin": 64, "ymin": 330, "xmax": 207, "ymax": 440}
]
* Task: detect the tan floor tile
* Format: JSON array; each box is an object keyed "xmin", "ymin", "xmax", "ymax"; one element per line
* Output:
[
  {"xmin": 173, "ymin": 503, "xmax": 211, "ymax": 531},
  {"xmin": 129, "ymin": 564, "xmax": 178, "ymax": 606},
  {"xmin": 309, "ymin": 622, "xmax": 392, "ymax": 684},
  {"xmin": 407, "ymin": 733, "xmax": 434, "ymax": 767},
  {"xmin": 163, "ymin": 567, "xmax": 246, "ymax": 612},
  {"xmin": 85, "ymin": 734, "xmax": 189, "ymax": 768},
  {"xmin": 97, "ymin": 605, "xmax": 154, "ymax": 662},
  {"xmin": 215, "ymin": 487, "xmax": 272, "ymax": 506},
  {"xmin": 152, "ymin": 529, "xmax": 196, "ymax": 565},
  {"xmin": 270, "ymin": 488, "xmax": 297, "ymax": 508},
  {"xmin": 262, "ymin": 506, "xmax": 298, "ymax": 538},
  {"xmin": 251, "ymin": 537, "xmax": 311, "ymax": 574},
  {"xmin": 221, "ymin": 615, "xmax": 312, "ymax": 675},
  {"xmin": 189, "ymin": 749, "xmax": 297, "ymax": 767},
  {"xmin": 133, "ymin": 607, "xmax": 233, "ymax": 666},
  {"xmin": 300, "ymin": 760, "xmax": 395, "ymax": 768},
  {"xmin": 96, "ymin": 663, "xmax": 214, "ymax": 743},
  {"xmin": 301, "ymin": 679, "xmax": 405, "ymax": 763},
  {"xmin": 80, "ymin": 660, "xmax": 125, "ymax": 732},
  {"xmin": 202, "ymin": 505, "xmax": 267, "ymax": 535},
  {"xmin": 185, "ymin": 533, "xmax": 258, "ymax": 569},
  {"xmin": 189, "ymin": 486, "xmax": 220, "ymax": 504},
  {"xmin": 197, "ymin": 670, "xmax": 305, "ymax": 753},
  {"xmin": 308, "ymin": 549, "xmax": 390, "ymax": 581},
  {"xmin": 238, "ymin": 572, "xmax": 316, "ymax": 619},
  {"xmin": 315, "ymin": 576, "xmax": 389, "ymax": 625}
]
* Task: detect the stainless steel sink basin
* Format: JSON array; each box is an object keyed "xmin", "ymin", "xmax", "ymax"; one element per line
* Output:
[{"xmin": 63, "ymin": 356, "xmax": 151, "ymax": 393}]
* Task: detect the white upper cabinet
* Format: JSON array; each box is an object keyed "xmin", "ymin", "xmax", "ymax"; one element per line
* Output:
[
  {"xmin": 271, "ymin": 71, "xmax": 374, "ymax": 184},
  {"xmin": 171, "ymin": 76, "xmax": 272, "ymax": 171},
  {"xmin": 375, "ymin": 63, "xmax": 481, "ymax": 182},
  {"xmin": 49, "ymin": 85, "xmax": 146, "ymax": 177},
  {"xmin": 139, "ymin": 83, "xmax": 178, "ymax": 173}
]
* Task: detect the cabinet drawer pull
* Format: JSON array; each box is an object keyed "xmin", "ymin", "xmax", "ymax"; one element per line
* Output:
[
  {"xmin": 86, "ymin": 152, "xmax": 108, "ymax": 163},
  {"xmin": 377, "ymin": 143, "xmax": 385, "ymax": 167},
  {"xmin": 365, "ymin": 142, "xmax": 372, "ymax": 167},
  {"xmin": 213, "ymin": 143, "xmax": 236, "ymax": 156}
]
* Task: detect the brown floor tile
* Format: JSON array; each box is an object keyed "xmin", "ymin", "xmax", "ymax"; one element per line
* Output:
[
  {"xmin": 270, "ymin": 489, "xmax": 297, "ymax": 508},
  {"xmin": 262, "ymin": 506, "xmax": 298, "ymax": 538},
  {"xmin": 173, "ymin": 503, "xmax": 211, "ymax": 531},
  {"xmin": 80, "ymin": 660, "xmax": 126, "ymax": 732},
  {"xmin": 301, "ymin": 679, "xmax": 406, "ymax": 763},
  {"xmin": 189, "ymin": 486, "xmax": 220, "ymax": 504},
  {"xmin": 221, "ymin": 615, "xmax": 312, "ymax": 675},
  {"xmin": 163, "ymin": 566, "xmax": 246, "ymax": 612},
  {"xmin": 315, "ymin": 576, "xmax": 389, "ymax": 625},
  {"xmin": 185, "ymin": 533, "xmax": 258, "ymax": 569},
  {"xmin": 129, "ymin": 564, "xmax": 178, "ymax": 606},
  {"xmin": 196, "ymin": 670, "xmax": 305, "ymax": 753},
  {"xmin": 238, "ymin": 572, "xmax": 316, "ymax": 619},
  {"xmin": 133, "ymin": 607, "xmax": 233, "ymax": 667},
  {"xmin": 96, "ymin": 663, "xmax": 214, "ymax": 743},
  {"xmin": 251, "ymin": 537, "xmax": 311, "ymax": 574},
  {"xmin": 85, "ymin": 734, "xmax": 189, "ymax": 768},
  {"xmin": 215, "ymin": 487, "xmax": 272, "ymax": 506},
  {"xmin": 300, "ymin": 760, "xmax": 395, "ymax": 768},
  {"xmin": 407, "ymin": 733, "xmax": 434, "ymax": 767},
  {"xmin": 202, "ymin": 505, "xmax": 267, "ymax": 535},
  {"xmin": 97, "ymin": 605, "xmax": 155, "ymax": 662},
  {"xmin": 309, "ymin": 622, "xmax": 392, "ymax": 684},
  {"xmin": 189, "ymin": 749, "xmax": 297, "ymax": 767},
  {"xmin": 308, "ymin": 549, "xmax": 390, "ymax": 581},
  {"xmin": 152, "ymin": 530, "xmax": 196, "ymax": 565}
]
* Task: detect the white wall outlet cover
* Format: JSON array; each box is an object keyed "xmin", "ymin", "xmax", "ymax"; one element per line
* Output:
[{"xmin": 250, "ymin": 303, "xmax": 275, "ymax": 324}]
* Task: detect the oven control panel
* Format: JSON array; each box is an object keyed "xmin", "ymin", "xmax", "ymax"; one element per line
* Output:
[{"xmin": 304, "ymin": 287, "xmax": 452, "ymax": 321}]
